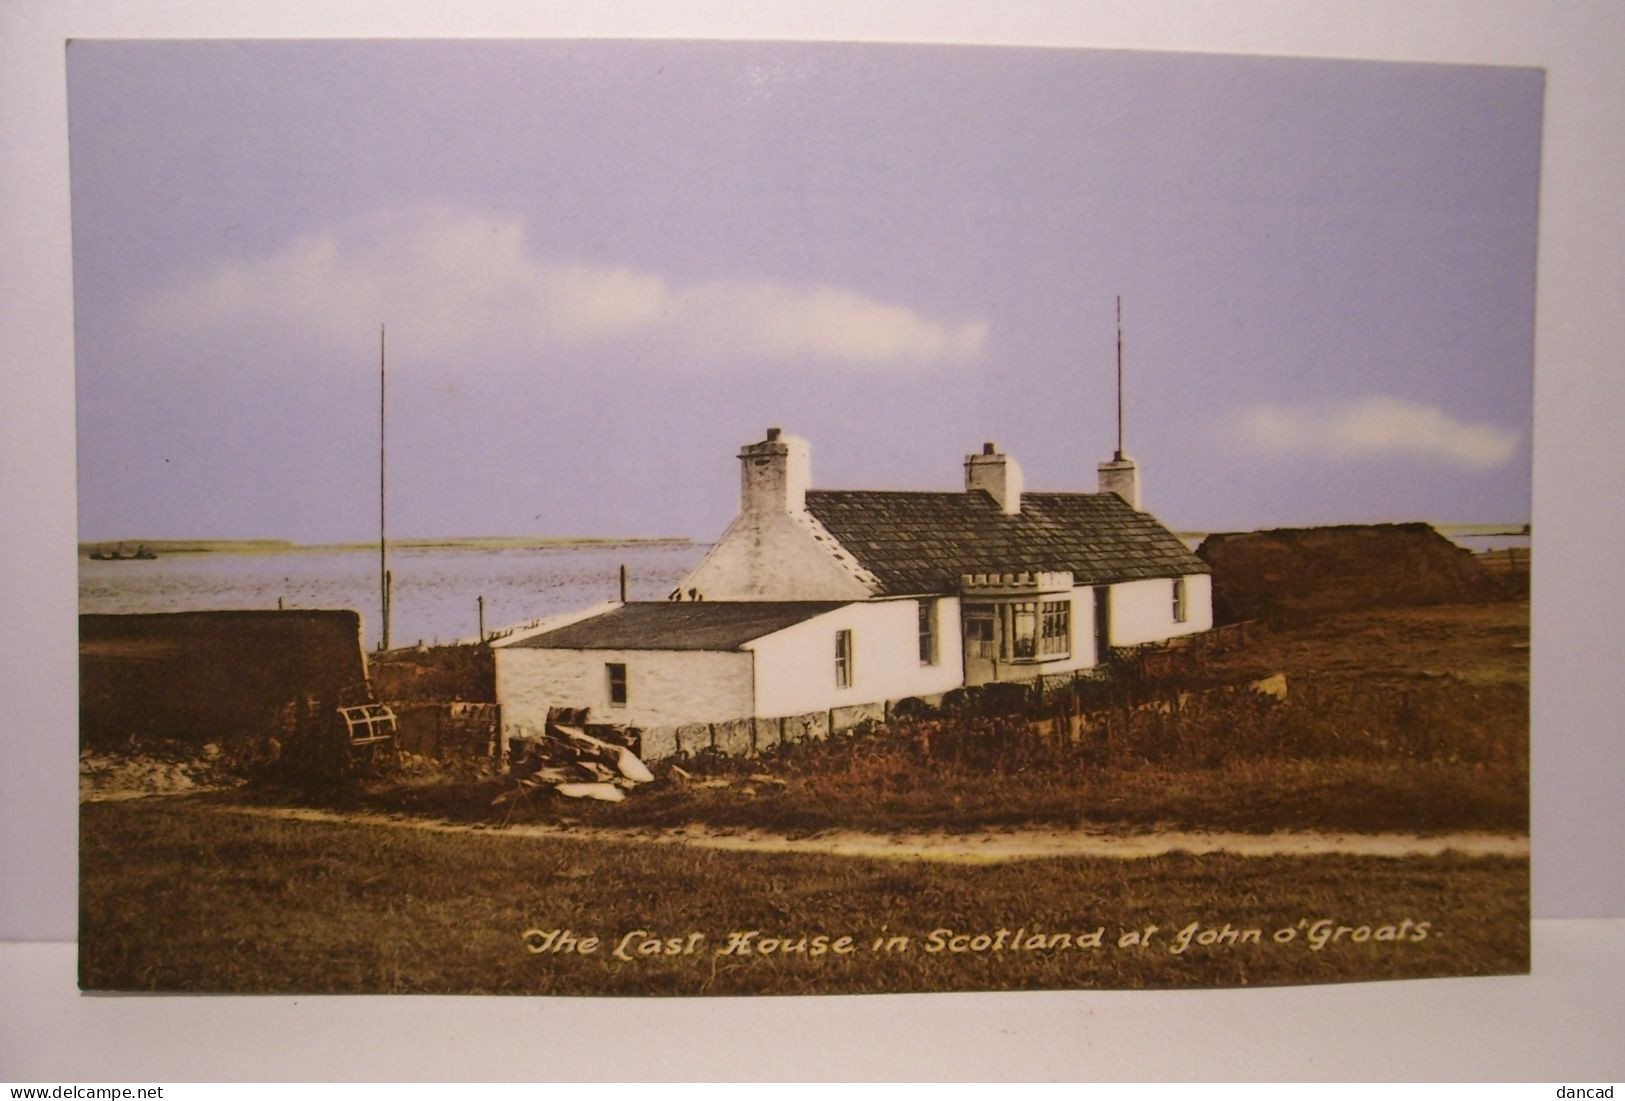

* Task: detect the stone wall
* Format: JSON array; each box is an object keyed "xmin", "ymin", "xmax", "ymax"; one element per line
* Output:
[
  {"xmin": 494, "ymin": 646, "xmax": 754, "ymax": 739},
  {"xmin": 393, "ymin": 701, "xmax": 501, "ymax": 759},
  {"xmin": 628, "ymin": 692, "xmax": 941, "ymax": 760}
]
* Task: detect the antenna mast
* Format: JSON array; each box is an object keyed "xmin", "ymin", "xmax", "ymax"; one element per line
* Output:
[
  {"xmin": 1115, "ymin": 295, "xmax": 1125, "ymax": 460},
  {"xmin": 379, "ymin": 323, "xmax": 390, "ymax": 651}
]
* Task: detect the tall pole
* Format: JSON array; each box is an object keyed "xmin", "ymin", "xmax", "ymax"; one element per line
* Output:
[
  {"xmin": 1115, "ymin": 295, "xmax": 1125, "ymax": 461},
  {"xmin": 379, "ymin": 323, "xmax": 390, "ymax": 651}
]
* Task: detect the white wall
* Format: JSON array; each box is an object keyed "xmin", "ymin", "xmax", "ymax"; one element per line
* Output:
[
  {"xmin": 679, "ymin": 509, "xmax": 877, "ymax": 601},
  {"xmin": 494, "ymin": 646, "xmax": 754, "ymax": 736},
  {"xmin": 746, "ymin": 597, "xmax": 964, "ymax": 717},
  {"xmin": 1106, "ymin": 573, "xmax": 1213, "ymax": 647}
]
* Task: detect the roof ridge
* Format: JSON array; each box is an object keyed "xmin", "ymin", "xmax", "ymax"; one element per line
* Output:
[
  {"xmin": 807, "ymin": 487, "xmax": 1116, "ymax": 499},
  {"xmin": 806, "ymin": 488, "xmax": 970, "ymax": 496}
]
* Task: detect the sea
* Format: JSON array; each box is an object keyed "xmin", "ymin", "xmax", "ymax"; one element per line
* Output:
[{"xmin": 78, "ymin": 540, "xmax": 710, "ymax": 652}]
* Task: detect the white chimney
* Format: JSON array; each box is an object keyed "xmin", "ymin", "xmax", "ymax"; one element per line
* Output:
[
  {"xmin": 739, "ymin": 427, "xmax": 810, "ymax": 516},
  {"xmin": 1097, "ymin": 453, "xmax": 1141, "ymax": 510},
  {"xmin": 965, "ymin": 441, "xmax": 1023, "ymax": 515}
]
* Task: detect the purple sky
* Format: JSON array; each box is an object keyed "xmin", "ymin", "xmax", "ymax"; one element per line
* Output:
[{"xmin": 68, "ymin": 40, "xmax": 1542, "ymax": 543}]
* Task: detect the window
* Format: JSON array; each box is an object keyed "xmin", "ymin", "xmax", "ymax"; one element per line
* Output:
[
  {"xmin": 1010, "ymin": 601, "xmax": 1038, "ymax": 658},
  {"xmin": 1007, "ymin": 599, "xmax": 1068, "ymax": 660},
  {"xmin": 917, "ymin": 599, "xmax": 937, "ymax": 665},
  {"xmin": 606, "ymin": 662, "xmax": 627, "ymax": 706},
  {"xmin": 1172, "ymin": 577, "xmax": 1188, "ymax": 623},
  {"xmin": 1040, "ymin": 599, "xmax": 1071, "ymax": 657},
  {"xmin": 834, "ymin": 629, "xmax": 853, "ymax": 688}
]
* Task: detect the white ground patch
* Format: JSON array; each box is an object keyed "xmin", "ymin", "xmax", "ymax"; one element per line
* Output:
[{"xmin": 79, "ymin": 750, "xmax": 243, "ymax": 802}]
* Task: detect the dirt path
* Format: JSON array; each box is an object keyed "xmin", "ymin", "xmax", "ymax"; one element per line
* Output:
[{"xmin": 218, "ymin": 804, "xmax": 1529, "ymax": 863}]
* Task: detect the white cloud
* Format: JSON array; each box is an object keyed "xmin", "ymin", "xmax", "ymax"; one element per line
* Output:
[
  {"xmin": 140, "ymin": 204, "xmax": 987, "ymax": 369},
  {"xmin": 1239, "ymin": 396, "xmax": 1521, "ymax": 470}
]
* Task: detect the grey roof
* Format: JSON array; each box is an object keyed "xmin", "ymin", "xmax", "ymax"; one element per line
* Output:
[
  {"xmin": 510, "ymin": 601, "xmax": 847, "ymax": 652},
  {"xmin": 804, "ymin": 490, "xmax": 1210, "ymax": 596}
]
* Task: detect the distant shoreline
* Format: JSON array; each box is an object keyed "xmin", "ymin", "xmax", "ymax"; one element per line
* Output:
[
  {"xmin": 1177, "ymin": 522, "xmax": 1530, "ymax": 542},
  {"xmin": 82, "ymin": 522, "xmax": 1529, "ymax": 558},
  {"xmin": 78, "ymin": 535, "xmax": 699, "ymax": 556}
]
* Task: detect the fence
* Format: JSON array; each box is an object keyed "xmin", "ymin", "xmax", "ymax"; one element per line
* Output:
[
  {"xmin": 1115, "ymin": 621, "xmax": 1256, "ymax": 679},
  {"xmin": 605, "ymin": 674, "xmax": 1129, "ymax": 762},
  {"xmin": 592, "ymin": 624, "xmax": 1257, "ymax": 761},
  {"xmin": 393, "ymin": 701, "xmax": 502, "ymax": 759}
]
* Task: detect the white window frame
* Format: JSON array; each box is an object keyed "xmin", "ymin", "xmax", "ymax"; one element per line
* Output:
[
  {"xmin": 1039, "ymin": 599, "xmax": 1071, "ymax": 658},
  {"xmin": 834, "ymin": 629, "xmax": 854, "ymax": 688},
  {"xmin": 917, "ymin": 599, "xmax": 938, "ymax": 666}
]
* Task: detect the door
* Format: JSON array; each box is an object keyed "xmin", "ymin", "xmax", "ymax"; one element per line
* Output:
[
  {"xmin": 1093, "ymin": 586, "xmax": 1111, "ymax": 665},
  {"xmin": 962, "ymin": 603, "xmax": 996, "ymax": 685}
]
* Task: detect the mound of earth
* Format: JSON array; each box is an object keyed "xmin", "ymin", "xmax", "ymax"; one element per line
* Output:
[{"xmin": 1195, "ymin": 523, "xmax": 1491, "ymax": 625}]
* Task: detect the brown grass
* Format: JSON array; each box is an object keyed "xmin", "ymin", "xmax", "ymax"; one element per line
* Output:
[{"xmin": 80, "ymin": 798, "xmax": 1528, "ymax": 994}]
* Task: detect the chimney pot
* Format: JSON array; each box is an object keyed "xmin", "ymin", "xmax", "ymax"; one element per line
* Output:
[
  {"xmin": 983, "ymin": 442, "xmax": 996, "ymax": 455},
  {"xmin": 766, "ymin": 427, "xmax": 781, "ymax": 441}
]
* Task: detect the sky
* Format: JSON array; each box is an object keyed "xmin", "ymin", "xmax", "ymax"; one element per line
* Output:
[{"xmin": 67, "ymin": 40, "xmax": 1543, "ymax": 543}]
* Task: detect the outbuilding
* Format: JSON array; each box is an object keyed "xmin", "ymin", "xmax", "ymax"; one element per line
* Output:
[{"xmin": 492, "ymin": 597, "xmax": 965, "ymax": 742}]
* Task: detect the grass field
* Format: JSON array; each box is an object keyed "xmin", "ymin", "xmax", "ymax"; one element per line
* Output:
[
  {"xmin": 1196, "ymin": 600, "xmax": 1529, "ymax": 692},
  {"xmin": 279, "ymin": 601, "xmax": 1527, "ymax": 836},
  {"xmin": 79, "ymin": 799, "xmax": 1527, "ymax": 995}
]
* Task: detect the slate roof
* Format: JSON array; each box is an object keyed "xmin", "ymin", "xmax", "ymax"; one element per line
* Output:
[
  {"xmin": 803, "ymin": 490, "xmax": 1210, "ymax": 596},
  {"xmin": 510, "ymin": 601, "xmax": 847, "ymax": 652}
]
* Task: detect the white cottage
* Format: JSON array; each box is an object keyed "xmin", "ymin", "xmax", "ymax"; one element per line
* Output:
[{"xmin": 492, "ymin": 429, "xmax": 1211, "ymax": 751}]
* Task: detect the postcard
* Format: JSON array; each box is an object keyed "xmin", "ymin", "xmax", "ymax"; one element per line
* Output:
[{"xmin": 71, "ymin": 39, "xmax": 1538, "ymax": 995}]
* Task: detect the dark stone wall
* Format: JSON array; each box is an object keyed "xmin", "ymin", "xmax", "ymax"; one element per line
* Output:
[{"xmin": 370, "ymin": 644, "xmax": 495, "ymax": 703}]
